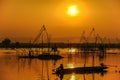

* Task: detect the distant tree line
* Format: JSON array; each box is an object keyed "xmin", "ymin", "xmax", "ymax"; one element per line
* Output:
[
  {"xmin": 0, "ymin": 38, "xmax": 21, "ymax": 48},
  {"xmin": 0, "ymin": 38, "xmax": 120, "ymax": 49}
]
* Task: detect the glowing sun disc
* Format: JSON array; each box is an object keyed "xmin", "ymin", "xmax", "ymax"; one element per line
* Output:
[{"xmin": 67, "ymin": 5, "xmax": 79, "ymax": 16}]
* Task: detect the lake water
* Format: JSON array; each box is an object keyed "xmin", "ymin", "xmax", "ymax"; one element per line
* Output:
[{"xmin": 0, "ymin": 48, "xmax": 120, "ymax": 80}]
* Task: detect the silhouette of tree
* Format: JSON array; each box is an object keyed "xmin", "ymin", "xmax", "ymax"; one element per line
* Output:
[
  {"xmin": 15, "ymin": 41, "xmax": 20, "ymax": 48},
  {"xmin": 1, "ymin": 38, "xmax": 11, "ymax": 47}
]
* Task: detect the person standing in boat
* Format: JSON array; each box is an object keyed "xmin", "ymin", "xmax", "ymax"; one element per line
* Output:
[
  {"xmin": 57, "ymin": 64, "xmax": 64, "ymax": 74},
  {"xmin": 100, "ymin": 63, "xmax": 105, "ymax": 67},
  {"xmin": 58, "ymin": 64, "xmax": 64, "ymax": 71},
  {"xmin": 56, "ymin": 64, "xmax": 64, "ymax": 80}
]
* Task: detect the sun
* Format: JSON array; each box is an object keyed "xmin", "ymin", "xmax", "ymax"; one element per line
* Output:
[{"xmin": 67, "ymin": 5, "xmax": 79, "ymax": 16}]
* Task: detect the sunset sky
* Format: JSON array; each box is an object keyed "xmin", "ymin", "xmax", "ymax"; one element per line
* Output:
[{"xmin": 0, "ymin": 0, "xmax": 120, "ymax": 42}]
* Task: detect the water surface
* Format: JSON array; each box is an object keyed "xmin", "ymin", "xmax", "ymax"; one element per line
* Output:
[{"xmin": 0, "ymin": 48, "xmax": 120, "ymax": 80}]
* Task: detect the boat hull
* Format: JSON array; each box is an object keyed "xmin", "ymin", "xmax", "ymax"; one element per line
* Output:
[
  {"xmin": 18, "ymin": 54, "xmax": 63, "ymax": 60},
  {"xmin": 54, "ymin": 66, "xmax": 108, "ymax": 74}
]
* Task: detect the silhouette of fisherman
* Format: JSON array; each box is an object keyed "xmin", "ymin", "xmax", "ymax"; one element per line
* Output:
[
  {"xmin": 56, "ymin": 64, "xmax": 64, "ymax": 74},
  {"xmin": 56, "ymin": 64, "xmax": 64, "ymax": 80},
  {"xmin": 28, "ymin": 50, "xmax": 32, "ymax": 57},
  {"xmin": 58, "ymin": 64, "xmax": 63, "ymax": 71},
  {"xmin": 100, "ymin": 63, "xmax": 105, "ymax": 67}
]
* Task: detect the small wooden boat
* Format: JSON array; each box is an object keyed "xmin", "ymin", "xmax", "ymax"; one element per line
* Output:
[
  {"xmin": 37, "ymin": 53, "xmax": 63, "ymax": 60},
  {"xmin": 18, "ymin": 54, "xmax": 63, "ymax": 60},
  {"xmin": 53, "ymin": 65, "xmax": 108, "ymax": 74}
]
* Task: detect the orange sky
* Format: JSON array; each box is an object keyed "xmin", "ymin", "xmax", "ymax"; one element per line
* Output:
[{"xmin": 0, "ymin": 0, "xmax": 120, "ymax": 42}]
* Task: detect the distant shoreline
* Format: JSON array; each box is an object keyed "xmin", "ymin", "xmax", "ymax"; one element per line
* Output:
[{"xmin": 0, "ymin": 43, "xmax": 120, "ymax": 49}]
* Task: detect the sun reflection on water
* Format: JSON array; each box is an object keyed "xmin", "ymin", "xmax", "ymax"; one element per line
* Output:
[
  {"xmin": 67, "ymin": 63, "xmax": 75, "ymax": 68},
  {"xmin": 69, "ymin": 48, "xmax": 76, "ymax": 53},
  {"xmin": 69, "ymin": 74, "xmax": 77, "ymax": 80}
]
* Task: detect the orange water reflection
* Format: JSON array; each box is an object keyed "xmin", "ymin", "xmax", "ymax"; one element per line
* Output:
[
  {"xmin": 67, "ymin": 63, "xmax": 75, "ymax": 68},
  {"xmin": 69, "ymin": 74, "xmax": 76, "ymax": 80},
  {"xmin": 0, "ymin": 49, "xmax": 120, "ymax": 80},
  {"xmin": 69, "ymin": 48, "xmax": 76, "ymax": 53}
]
